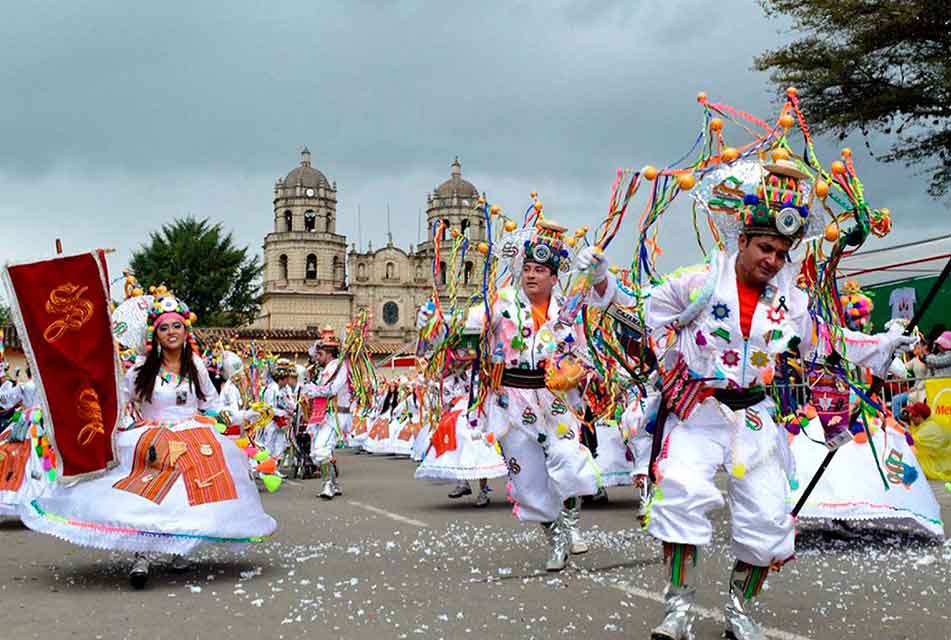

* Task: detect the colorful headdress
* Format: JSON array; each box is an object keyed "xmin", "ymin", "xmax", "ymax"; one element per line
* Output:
[
  {"xmin": 221, "ymin": 351, "xmax": 244, "ymax": 380},
  {"xmin": 145, "ymin": 294, "xmax": 197, "ymax": 354},
  {"xmin": 272, "ymin": 357, "xmax": 295, "ymax": 379},
  {"xmin": 694, "ymin": 151, "xmax": 825, "ymax": 250},
  {"xmin": 318, "ymin": 325, "xmax": 341, "ymax": 351},
  {"xmin": 523, "ymin": 219, "xmax": 570, "ymax": 273}
]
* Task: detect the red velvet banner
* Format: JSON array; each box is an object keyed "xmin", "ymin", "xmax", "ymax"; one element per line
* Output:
[{"xmin": 4, "ymin": 251, "xmax": 120, "ymax": 480}]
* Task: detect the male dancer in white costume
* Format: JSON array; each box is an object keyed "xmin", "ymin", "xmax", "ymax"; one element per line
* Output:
[
  {"xmin": 585, "ymin": 157, "xmax": 916, "ymax": 639},
  {"xmin": 304, "ymin": 327, "xmax": 351, "ymax": 500}
]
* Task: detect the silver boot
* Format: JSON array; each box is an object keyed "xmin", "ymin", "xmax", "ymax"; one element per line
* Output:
[
  {"xmin": 540, "ymin": 518, "xmax": 569, "ymax": 572},
  {"xmin": 651, "ymin": 542, "xmax": 697, "ymax": 640},
  {"xmin": 650, "ymin": 585, "xmax": 696, "ymax": 640},
  {"xmin": 724, "ymin": 561, "xmax": 768, "ymax": 640},
  {"xmin": 562, "ymin": 499, "xmax": 588, "ymax": 555}
]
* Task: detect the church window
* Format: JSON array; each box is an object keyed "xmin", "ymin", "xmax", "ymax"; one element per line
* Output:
[
  {"xmin": 333, "ymin": 255, "xmax": 345, "ymax": 288},
  {"xmin": 439, "ymin": 261, "xmax": 447, "ymax": 286},
  {"xmin": 279, "ymin": 254, "xmax": 289, "ymax": 280},
  {"xmin": 464, "ymin": 260, "xmax": 473, "ymax": 285},
  {"xmin": 306, "ymin": 254, "xmax": 317, "ymax": 280},
  {"xmin": 304, "ymin": 210, "xmax": 316, "ymax": 232},
  {"xmin": 383, "ymin": 301, "xmax": 399, "ymax": 326},
  {"xmin": 358, "ymin": 263, "xmax": 367, "ymax": 280},
  {"xmin": 461, "ymin": 219, "xmax": 470, "ymax": 239},
  {"xmin": 385, "ymin": 261, "xmax": 396, "ymax": 280},
  {"xmin": 284, "ymin": 210, "xmax": 293, "ymax": 232},
  {"xmin": 415, "ymin": 264, "xmax": 423, "ymax": 281},
  {"xmin": 326, "ymin": 215, "xmax": 333, "ymax": 233}
]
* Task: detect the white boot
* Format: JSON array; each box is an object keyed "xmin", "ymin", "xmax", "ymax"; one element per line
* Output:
[{"xmin": 319, "ymin": 463, "xmax": 335, "ymax": 500}]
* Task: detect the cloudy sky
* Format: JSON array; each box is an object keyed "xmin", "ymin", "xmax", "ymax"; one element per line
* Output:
[{"xmin": 1, "ymin": 1, "xmax": 946, "ymax": 294}]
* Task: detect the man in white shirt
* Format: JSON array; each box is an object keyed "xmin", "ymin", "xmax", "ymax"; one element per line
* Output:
[{"xmin": 303, "ymin": 327, "xmax": 351, "ymax": 500}]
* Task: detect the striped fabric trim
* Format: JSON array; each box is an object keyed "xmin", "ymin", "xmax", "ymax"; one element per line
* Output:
[
  {"xmin": 113, "ymin": 428, "xmax": 181, "ymax": 504},
  {"xmin": 113, "ymin": 428, "xmax": 237, "ymax": 506},
  {"xmin": 663, "ymin": 541, "xmax": 698, "ymax": 588},
  {"xmin": 0, "ymin": 439, "xmax": 31, "ymax": 492}
]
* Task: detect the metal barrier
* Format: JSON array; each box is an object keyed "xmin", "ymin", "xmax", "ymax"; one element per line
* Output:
[{"xmin": 768, "ymin": 376, "xmax": 941, "ymax": 413}]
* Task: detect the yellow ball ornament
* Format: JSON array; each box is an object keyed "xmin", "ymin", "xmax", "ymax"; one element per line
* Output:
[
  {"xmin": 814, "ymin": 179, "xmax": 830, "ymax": 198},
  {"xmin": 677, "ymin": 174, "xmax": 696, "ymax": 191},
  {"xmin": 778, "ymin": 113, "xmax": 795, "ymax": 129},
  {"xmin": 642, "ymin": 165, "xmax": 659, "ymax": 180},
  {"xmin": 830, "ymin": 160, "xmax": 847, "ymax": 175},
  {"xmin": 489, "ymin": 204, "xmax": 501, "ymax": 216},
  {"xmin": 477, "ymin": 242, "xmax": 489, "ymax": 256},
  {"xmin": 565, "ymin": 237, "xmax": 576, "ymax": 248},
  {"xmin": 696, "ymin": 91, "xmax": 707, "ymax": 104},
  {"xmin": 503, "ymin": 220, "xmax": 517, "ymax": 232},
  {"xmin": 533, "ymin": 201, "xmax": 543, "ymax": 212},
  {"xmin": 824, "ymin": 224, "xmax": 840, "ymax": 242},
  {"xmin": 770, "ymin": 147, "xmax": 790, "ymax": 162},
  {"xmin": 709, "ymin": 117, "xmax": 724, "ymax": 132},
  {"xmin": 721, "ymin": 147, "xmax": 739, "ymax": 163}
]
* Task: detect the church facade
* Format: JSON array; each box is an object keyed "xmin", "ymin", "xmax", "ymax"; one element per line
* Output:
[{"xmin": 254, "ymin": 149, "xmax": 485, "ymax": 347}]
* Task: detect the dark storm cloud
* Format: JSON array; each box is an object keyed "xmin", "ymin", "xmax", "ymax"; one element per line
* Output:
[{"xmin": 0, "ymin": 1, "xmax": 944, "ymax": 279}]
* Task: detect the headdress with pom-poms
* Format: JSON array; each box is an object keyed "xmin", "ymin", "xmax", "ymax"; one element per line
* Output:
[{"xmin": 145, "ymin": 289, "xmax": 198, "ymax": 355}]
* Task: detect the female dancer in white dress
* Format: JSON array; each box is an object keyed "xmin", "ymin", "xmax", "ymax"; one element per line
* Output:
[{"xmin": 18, "ymin": 295, "xmax": 276, "ymax": 588}]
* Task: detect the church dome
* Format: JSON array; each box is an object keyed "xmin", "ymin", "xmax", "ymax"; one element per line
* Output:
[
  {"xmin": 434, "ymin": 157, "xmax": 478, "ymax": 199},
  {"xmin": 284, "ymin": 147, "xmax": 331, "ymax": 190}
]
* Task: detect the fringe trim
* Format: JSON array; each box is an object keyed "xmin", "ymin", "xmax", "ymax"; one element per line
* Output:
[{"xmin": 19, "ymin": 499, "xmax": 273, "ymax": 554}]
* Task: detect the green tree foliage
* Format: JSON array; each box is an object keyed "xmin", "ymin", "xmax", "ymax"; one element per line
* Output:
[
  {"xmin": 130, "ymin": 217, "xmax": 262, "ymax": 326},
  {"xmin": 756, "ymin": 1, "xmax": 951, "ymax": 197}
]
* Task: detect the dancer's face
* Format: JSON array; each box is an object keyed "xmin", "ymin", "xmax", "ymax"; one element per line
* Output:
[
  {"xmin": 315, "ymin": 348, "xmax": 334, "ymax": 366},
  {"xmin": 522, "ymin": 262, "xmax": 557, "ymax": 299},
  {"xmin": 156, "ymin": 319, "xmax": 186, "ymax": 352},
  {"xmin": 737, "ymin": 234, "xmax": 792, "ymax": 287}
]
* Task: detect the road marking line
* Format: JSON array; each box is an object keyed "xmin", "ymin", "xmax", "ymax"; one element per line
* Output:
[
  {"xmin": 347, "ymin": 501, "xmax": 429, "ymax": 528},
  {"xmin": 611, "ymin": 581, "xmax": 811, "ymax": 640}
]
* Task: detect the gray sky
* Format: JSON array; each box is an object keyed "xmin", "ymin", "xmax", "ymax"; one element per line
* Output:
[{"xmin": 1, "ymin": 1, "xmax": 946, "ymax": 291}]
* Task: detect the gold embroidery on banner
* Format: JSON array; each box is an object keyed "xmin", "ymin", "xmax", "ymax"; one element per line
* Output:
[
  {"xmin": 76, "ymin": 387, "xmax": 105, "ymax": 446},
  {"xmin": 43, "ymin": 283, "xmax": 94, "ymax": 343}
]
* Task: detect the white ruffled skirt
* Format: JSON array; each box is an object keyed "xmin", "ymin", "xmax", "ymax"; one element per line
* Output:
[{"xmin": 19, "ymin": 420, "xmax": 277, "ymax": 555}]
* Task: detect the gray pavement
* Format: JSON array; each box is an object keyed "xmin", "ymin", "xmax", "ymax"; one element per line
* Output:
[{"xmin": 2, "ymin": 450, "xmax": 950, "ymax": 640}]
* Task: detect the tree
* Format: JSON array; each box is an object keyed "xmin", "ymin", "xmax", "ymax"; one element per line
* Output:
[
  {"xmin": 0, "ymin": 300, "xmax": 10, "ymax": 326},
  {"xmin": 130, "ymin": 217, "xmax": 262, "ymax": 326},
  {"xmin": 755, "ymin": 1, "xmax": 951, "ymax": 197}
]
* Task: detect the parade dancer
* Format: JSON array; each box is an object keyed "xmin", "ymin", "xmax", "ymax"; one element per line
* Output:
[
  {"xmin": 421, "ymin": 217, "xmax": 605, "ymax": 571},
  {"xmin": 218, "ymin": 351, "xmax": 246, "ymax": 435},
  {"xmin": 415, "ymin": 329, "xmax": 507, "ymax": 508},
  {"xmin": 590, "ymin": 154, "xmax": 915, "ymax": 638},
  {"xmin": 16, "ymin": 293, "xmax": 275, "ymax": 588},
  {"xmin": 261, "ymin": 359, "xmax": 293, "ymax": 464},
  {"xmin": 304, "ymin": 327, "xmax": 351, "ymax": 500}
]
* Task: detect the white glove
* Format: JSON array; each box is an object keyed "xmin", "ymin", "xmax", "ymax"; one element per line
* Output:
[
  {"xmin": 415, "ymin": 303, "xmax": 435, "ymax": 330},
  {"xmin": 242, "ymin": 410, "xmax": 262, "ymax": 425},
  {"xmin": 885, "ymin": 319, "xmax": 918, "ymax": 354},
  {"xmin": 576, "ymin": 246, "xmax": 608, "ymax": 283}
]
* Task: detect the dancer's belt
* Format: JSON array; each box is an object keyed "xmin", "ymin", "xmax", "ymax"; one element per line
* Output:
[
  {"xmin": 501, "ymin": 368, "xmax": 546, "ymax": 389},
  {"xmin": 712, "ymin": 387, "xmax": 766, "ymax": 411}
]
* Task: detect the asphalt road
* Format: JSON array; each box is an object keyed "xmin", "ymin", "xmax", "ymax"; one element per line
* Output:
[{"xmin": 2, "ymin": 450, "xmax": 950, "ymax": 640}]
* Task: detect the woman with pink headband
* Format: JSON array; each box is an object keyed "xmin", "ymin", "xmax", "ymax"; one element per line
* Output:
[{"xmin": 19, "ymin": 294, "xmax": 277, "ymax": 589}]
